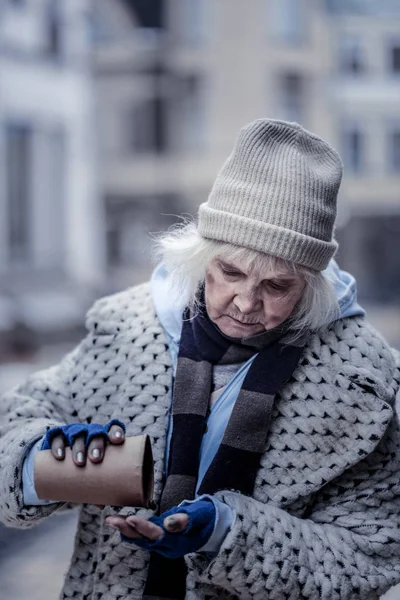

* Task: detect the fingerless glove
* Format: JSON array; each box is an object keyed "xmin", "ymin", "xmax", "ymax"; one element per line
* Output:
[
  {"xmin": 40, "ymin": 419, "xmax": 126, "ymax": 451},
  {"xmin": 121, "ymin": 498, "xmax": 216, "ymax": 558}
]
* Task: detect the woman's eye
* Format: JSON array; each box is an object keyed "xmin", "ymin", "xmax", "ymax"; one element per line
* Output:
[
  {"xmin": 267, "ymin": 281, "xmax": 288, "ymax": 292},
  {"xmin": 222, "ymin": 269, "xmax": 240, "ymax": 278}
]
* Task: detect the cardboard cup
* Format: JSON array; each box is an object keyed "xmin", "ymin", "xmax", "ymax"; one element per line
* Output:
[{"xmin": 34, "ymin": 434, "xmax": 154, "ymax": 508}]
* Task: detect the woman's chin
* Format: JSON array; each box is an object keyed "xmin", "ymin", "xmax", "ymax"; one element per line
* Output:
[{"xmin": 217, "ymin": 316, "xmax": 265, "ymax": 337}]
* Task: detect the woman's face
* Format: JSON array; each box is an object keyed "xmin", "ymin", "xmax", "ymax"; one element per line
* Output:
[{"xmin": 204, "ymin": 256, "xmax": 306, "ymax": 337}]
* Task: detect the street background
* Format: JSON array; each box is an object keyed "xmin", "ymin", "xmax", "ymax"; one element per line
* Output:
[{"xmin": 0, "ymin": 0, "xmax": 399, "ymax": 598}]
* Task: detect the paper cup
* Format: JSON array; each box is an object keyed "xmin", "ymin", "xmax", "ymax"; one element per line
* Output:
[{"xmin": 34, "ymin": 434, "xmax": 154, "ymax": 508}]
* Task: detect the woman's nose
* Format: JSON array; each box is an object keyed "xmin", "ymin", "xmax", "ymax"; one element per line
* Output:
[{"xmin": 233, "ymin": 292, "xmax": 262, "ymax": 314}]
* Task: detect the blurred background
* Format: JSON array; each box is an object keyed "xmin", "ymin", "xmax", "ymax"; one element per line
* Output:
[{"xmin": 0, "ymin": 0, "xmax": 399, "ymax": 598}]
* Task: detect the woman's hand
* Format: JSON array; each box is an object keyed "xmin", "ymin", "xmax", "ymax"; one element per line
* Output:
[
  {"xmin": 105, "ymin": 499, "xmax": 216, "ymax": 559},
  {"xmin": 106, "ymin": 512, "xmax": 189, "ymax": 541},
  {"xmin": 40, "ymin": 419, "xmax": 126, "ymax": 509},
  {"xmin": 42, "ymin": 420, "xmax": 125, "ymax": 467}
]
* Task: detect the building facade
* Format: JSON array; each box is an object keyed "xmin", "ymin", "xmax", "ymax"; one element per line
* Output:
[
  {"xmin": 327, "ymin": 0, "xmax": 400, "ymax": 308},
  {"xmin": 0, "ymin": 0, "xmax": 104, "ymax": 354}
]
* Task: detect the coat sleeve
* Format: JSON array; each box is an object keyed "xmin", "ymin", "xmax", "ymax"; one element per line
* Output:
[
  {"xmin": 0, "ymin": 339, "xmax": 88, "ymax": 530},
  {"xmin": 22, "ymin": 436, "xmax": 59, "ymax": 505},
  {"xmin": 185, "ymin": 412, "xmax": 400, "ymax": 599}
]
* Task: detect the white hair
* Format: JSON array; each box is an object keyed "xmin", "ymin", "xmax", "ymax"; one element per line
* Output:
[{"xmin": 151, "ymin": 220, "xmax": 340, "ymax": 335}]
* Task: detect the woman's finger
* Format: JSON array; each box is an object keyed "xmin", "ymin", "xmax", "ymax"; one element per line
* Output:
[
  {"xmin": 163, "ymin": 513, "xmax": 189, "ymax": 533},
  {"xmin": 106, "ymin": 516, "xmax": 142, "ymax": 540},
  {"xmin": 124, "ymin": 516, "xmax": 164, "ymax": 541},
  {"xmin": 108, "ymin": 424, "xmax": 125, "ymax": 445},
  {"xmin": 71, "ymin": 433, "xmax": 87, "ymax": 467},
  {"xmin": 50, "ymin": 434, "xmax": 66, "ymax": 460},
  {"xmin": 105, "ymin": 515, "xmax": 161, "ymax": 541},
  {"xmin": 87, "ymin": 436, "xmax": 106, "ymax": 463}
]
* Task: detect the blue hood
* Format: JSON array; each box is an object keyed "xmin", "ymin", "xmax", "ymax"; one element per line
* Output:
[{"xmin": 151, "ymin": 260, "xmax": 365, "ymax": 343}]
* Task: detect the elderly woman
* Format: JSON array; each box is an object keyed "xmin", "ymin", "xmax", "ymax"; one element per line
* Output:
[{"xmin": 0, "ymin": 119, "xmax": 399, "ymax": 600}]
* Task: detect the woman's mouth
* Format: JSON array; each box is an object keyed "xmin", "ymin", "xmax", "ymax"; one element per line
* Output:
[{"xmin": 228, "ymin": 316, "xmax": 260, "ymax": 326}]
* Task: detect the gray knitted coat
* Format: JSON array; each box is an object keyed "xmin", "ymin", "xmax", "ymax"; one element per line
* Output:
[{"xmin": 1, "ymin": 282, "xmax": 400, "ymax": 600}]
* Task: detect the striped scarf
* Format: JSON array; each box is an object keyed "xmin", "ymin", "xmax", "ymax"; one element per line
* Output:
[{"xmin": 143, "ymin": 296, "xmax": 307, "ymax": 600}]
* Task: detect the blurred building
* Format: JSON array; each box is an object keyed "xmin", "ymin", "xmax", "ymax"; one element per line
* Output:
[
  {"xmin": 0, "ymin": 0, "xmax": 104, "ymax": 357},
  {"xmin": 326, "ymin": 0, "xmax": 400, "ymax": 314},
  {"xmin": 0, "ymin": 0, "xmax": 398, "ymax": 353},
  {"xmin": 93, "ymin": 0, "xmax": 205, "ymax": 290},
  {"xmin": 94, "ymin": 0, "xmax": 400, "ymax": 343}
]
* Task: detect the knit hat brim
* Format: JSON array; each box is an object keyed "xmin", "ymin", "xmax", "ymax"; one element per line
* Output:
[{"xmin": 198, "ymin": 203, "xmax": 338, "ymax": 271}]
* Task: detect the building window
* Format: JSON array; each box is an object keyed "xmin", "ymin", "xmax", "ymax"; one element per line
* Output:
[
  {"xmin": 175, "ymin": 74, "xmax": 205, "ymax": 152},
  {"xmin": 6, "ymin": 124, "xmax": 32, "ymax": 266},
  {"xmin": 390, "ymin": 45, "xmax": 400, "ymax": 73},
  {"xmin": 128, "ymin": 96, "xmax": 167, "ymax": 154},
  {"xmin": 105, "ymin": 194, "xmax": 180, "ymax": 269},
  {"xmin": 107, "ymin": 227, "xmax": 122, "ymax": 266},
  {"xmin": 180, "ymin": 0, "xmax": 209, "ymax": 46},
  {"xmin": 41, "ymin": 127, "xmax": 66, "ymax": 269},
  {"xmin": 278, "ymin": 72, "xmax": 304, "ymax": 124},
  {"xmin": 339, "ymin": 34, "xmax": 365, "ymax": 74},
  {"xmin": 342, "ymin": 126, "xmax": 365, "ymax": 174},
  {"xmin": 127, "ymin": 0, "xmax": 164, "ymax": 29},
  {"xmin": 48, "ymin": 11, "xmax": 61, "ymax": 58},
  {"xmin": 106, "ymin": 197, "xmax": 139, "ymax": 268},
  {"xmin": 269, "ymin": 0, "xmax": 305, "ymax": 45},
  {"xmin": 337, "ymin": 214, "xmax": 400, "ymax": 303},
  {"xmin": 388, "ymin": 129, "xmax": 400, "ymax": 172}
]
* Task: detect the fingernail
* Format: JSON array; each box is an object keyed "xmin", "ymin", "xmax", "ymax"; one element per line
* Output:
[
  {"xmin": 76, "ymin": 451, "xmax": 84, "ymax": 463},
  {"xmin": 108, "ymin": 522, "xmax": 120, "ymax": 530},
  {"xmin": 56, "ymin": 448, "xmax": 64, "ymax": 458},
  {"xmin": 167, "ymin": 517, "xmax": 179, "ymax": 531},
  {"xmin": 126, "ymin": 517, "xmax": 137, "ymax": 528},
  {"xmin": 91, "ymin": 448, "xmax": 101, "ymax": 458}
]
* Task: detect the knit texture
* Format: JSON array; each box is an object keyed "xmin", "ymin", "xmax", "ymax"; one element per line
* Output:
[
  {"xmin": 198, "ymin": 118, "xmax": 343, "ymax": 270},
  {"xmin": 0, "ymin": 282, "xmax": 400, "ymax": 600}
]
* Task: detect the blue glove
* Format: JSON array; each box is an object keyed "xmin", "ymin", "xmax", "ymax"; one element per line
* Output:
[
  {"xmin": 121, "ymin": 499, "xmax": 216, "ymax": 558},
  {"xmin": 40, "ymin": 419, "xmax": 126, "ymax": 451}
]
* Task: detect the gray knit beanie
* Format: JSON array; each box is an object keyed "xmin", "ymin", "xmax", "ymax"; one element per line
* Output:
[{"xmin": 198, "ymin": 118, "xmax": 343, "ymax": 271}]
